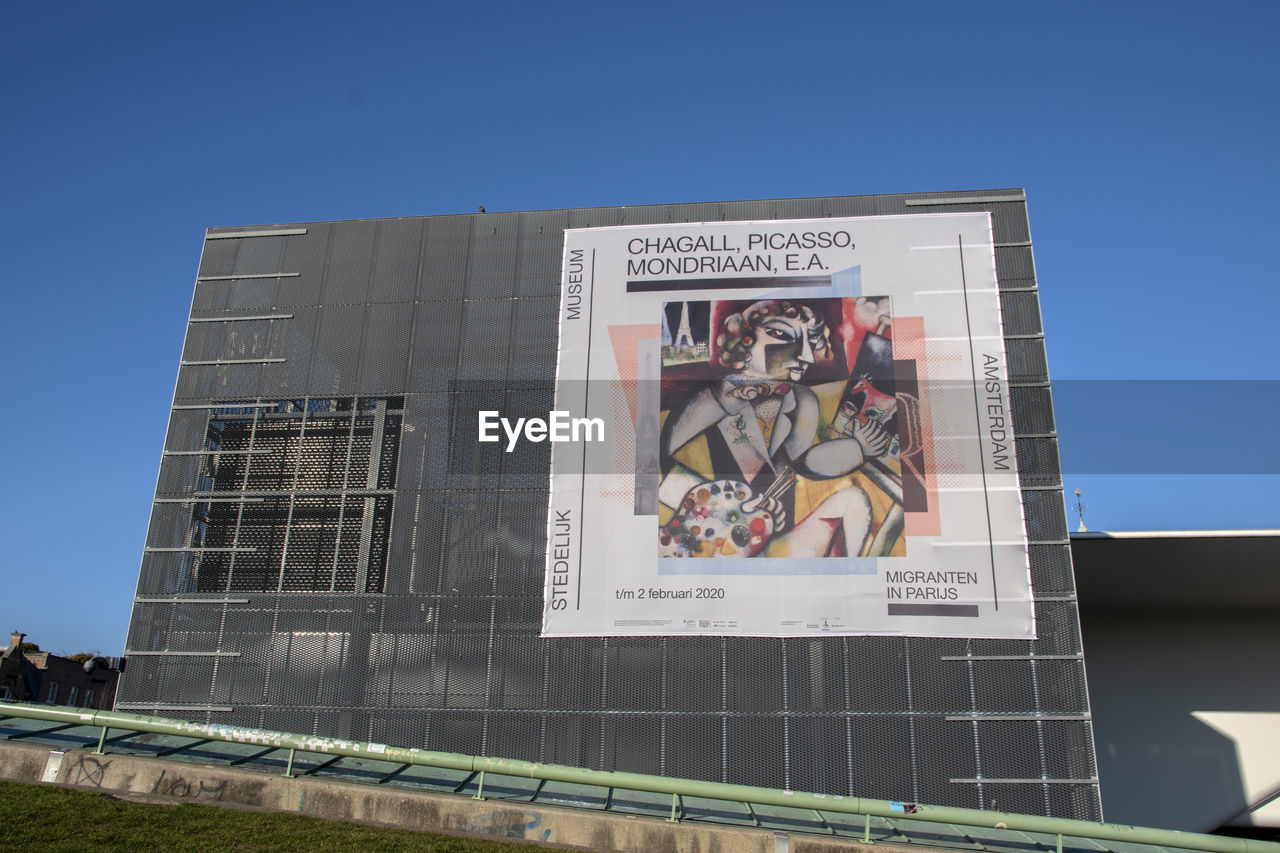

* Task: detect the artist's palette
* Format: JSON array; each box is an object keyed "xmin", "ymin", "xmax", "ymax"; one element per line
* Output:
[{"xmin": 659, "ymin": 480, "xmax": 775, "ymax": 558}]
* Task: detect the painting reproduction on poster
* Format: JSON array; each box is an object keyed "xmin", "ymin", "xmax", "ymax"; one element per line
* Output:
[{"xmin": 542, "ymin": 213, "xmax": 1033, "ymax": 638}]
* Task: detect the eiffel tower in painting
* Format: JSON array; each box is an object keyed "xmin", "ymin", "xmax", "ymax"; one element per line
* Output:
[{"xmin": 674, "ymin": 301, "xmax": 695, "ymax": 348}]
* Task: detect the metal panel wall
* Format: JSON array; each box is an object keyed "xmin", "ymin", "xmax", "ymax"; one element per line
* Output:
[{"xmin": 120, "ymin": 193, "xmax": 1101, "ymax": 819}]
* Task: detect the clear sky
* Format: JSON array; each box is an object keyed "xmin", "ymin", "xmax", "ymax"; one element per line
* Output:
[{"xmin": 2, "ymin": 2, "xmax": 1276, "ymax": 655}]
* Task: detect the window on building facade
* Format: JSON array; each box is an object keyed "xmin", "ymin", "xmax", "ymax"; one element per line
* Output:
[
  {"xmin": 84, "ymin": 689, "xmax": 95, "ymax": 708},
  {"xmin": 182, "ymin": 397, "xmax": 402, "ymax": 594},
  {"xmin": 67, "ymin": 686, "xmax": 78, "ymax": 706},
  {"xmin": 46, "ymin": 682, "xmax": 58, "ymax": 704}
]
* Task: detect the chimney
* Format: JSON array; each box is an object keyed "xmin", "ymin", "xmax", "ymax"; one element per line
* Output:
[{"xmin": 8, "ymin": 632, "xmax": 23, "ymax": 651}]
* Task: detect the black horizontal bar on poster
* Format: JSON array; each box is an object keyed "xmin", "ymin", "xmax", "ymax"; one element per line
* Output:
[
  {"xmin": 625, "ymin": 276, "xmax": 831, "ymax": 293},
  {"xmin": 887, "ymin": 603, "xmax": 980, "ymax": 617}
]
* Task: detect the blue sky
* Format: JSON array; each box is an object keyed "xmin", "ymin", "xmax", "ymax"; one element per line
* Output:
[{"xmin": 2, "ymin": 2, "xmax": 1276, "ymax": 654}]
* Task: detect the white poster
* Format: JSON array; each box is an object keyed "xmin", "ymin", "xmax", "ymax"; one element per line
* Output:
[{"xmin": 539, "ymin": 213, "xmax": 1033, "ymax": 638}]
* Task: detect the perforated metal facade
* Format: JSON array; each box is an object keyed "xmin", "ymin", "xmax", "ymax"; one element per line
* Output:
[{"xmin": 120, "ymin": 191, "xmax": 1101, "ymax": 819}]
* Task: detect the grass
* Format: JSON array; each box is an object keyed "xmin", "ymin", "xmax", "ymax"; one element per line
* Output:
[{"xmin": 0, "ymin": 779, "xmax": 557, "ymax": 853}]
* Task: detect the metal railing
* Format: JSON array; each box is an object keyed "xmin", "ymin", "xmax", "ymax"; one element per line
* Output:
[{"xmin": 1, "ymin": 701, "xmax": 1275, "ymax": 853}]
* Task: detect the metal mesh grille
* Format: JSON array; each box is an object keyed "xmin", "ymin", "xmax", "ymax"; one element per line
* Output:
[
  {"xmin": 1000, "ymin": 290, "xmax": 1044, "ymax": 336},
  {"xmin": 142, "ymin": 398, "xmax": 402, "ymax": 595},
  {"xmin": 122, "ymin": 192, "xmax": 1100, "ymax": 820}
]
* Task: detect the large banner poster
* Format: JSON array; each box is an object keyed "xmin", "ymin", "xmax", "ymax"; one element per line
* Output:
[{"xmin": 541, "ymin": 213, "xmax": 1033, "ymax": 638}]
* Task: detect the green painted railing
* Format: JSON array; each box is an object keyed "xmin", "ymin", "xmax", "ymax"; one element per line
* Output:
[{"xmin": 1, "ymin": 701, "xmax": 1275, "ymax": 853}]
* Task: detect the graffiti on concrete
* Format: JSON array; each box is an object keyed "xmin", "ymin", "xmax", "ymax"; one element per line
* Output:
[
  {"xmin": 149, "ymin": 768, "xmax": 229, "ymax": 801},
  {"xmin": 67, "ymin": 754, "xmax": 109, "ymax": 788},
  {"xmin": 465, "ymin": 809, "xmax": 551, "ymax": 843}
]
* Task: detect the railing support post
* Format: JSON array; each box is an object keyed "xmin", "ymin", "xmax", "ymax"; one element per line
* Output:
[
  {"xmin": 668, "ymin": 792, "xmax": 681, "ymax": 822},
  {"xmin": 95, "ymin": 726, "xmax": 108, "ymax": 755},
  {"xmin": 1057, "ymin": 833, "xmax": 1063, "ymax": 853},
  {"xmin": 284, "ymin": 748, "xmax": 296, "ymax": 778},
  {"xmin": 864, "ymin": 813, "xmax": 871, "ymax": 842},
  {"xmin": 473, "ymin": 770, "xmax": 485, "ymax": 800}
]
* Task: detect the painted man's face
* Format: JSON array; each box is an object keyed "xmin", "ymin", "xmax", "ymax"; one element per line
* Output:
[{"xmin": 744, "ymin": 314, "xmax": 822, "ymax": 381}]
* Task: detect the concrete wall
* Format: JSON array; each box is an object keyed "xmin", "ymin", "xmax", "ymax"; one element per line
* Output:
[{"xmin": 0, "ymin": 740, "xmax": 910, "ymax": 853}]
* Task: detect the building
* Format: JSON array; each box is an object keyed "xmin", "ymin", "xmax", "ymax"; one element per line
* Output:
[
  {"xmin": 118, "ymin": 191, "xmax": 1101, "ymax": 820},
  {"xmin": 0, "ymin": 632, "xmax": 120, "ymax": 709},
  {"xmin": 0, "ymin": 633, "xmax": 37, "ymax": 702},
  {"xmin": 1071, "ymin": 530, "xmax": 1280, "ymax": 834}
]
